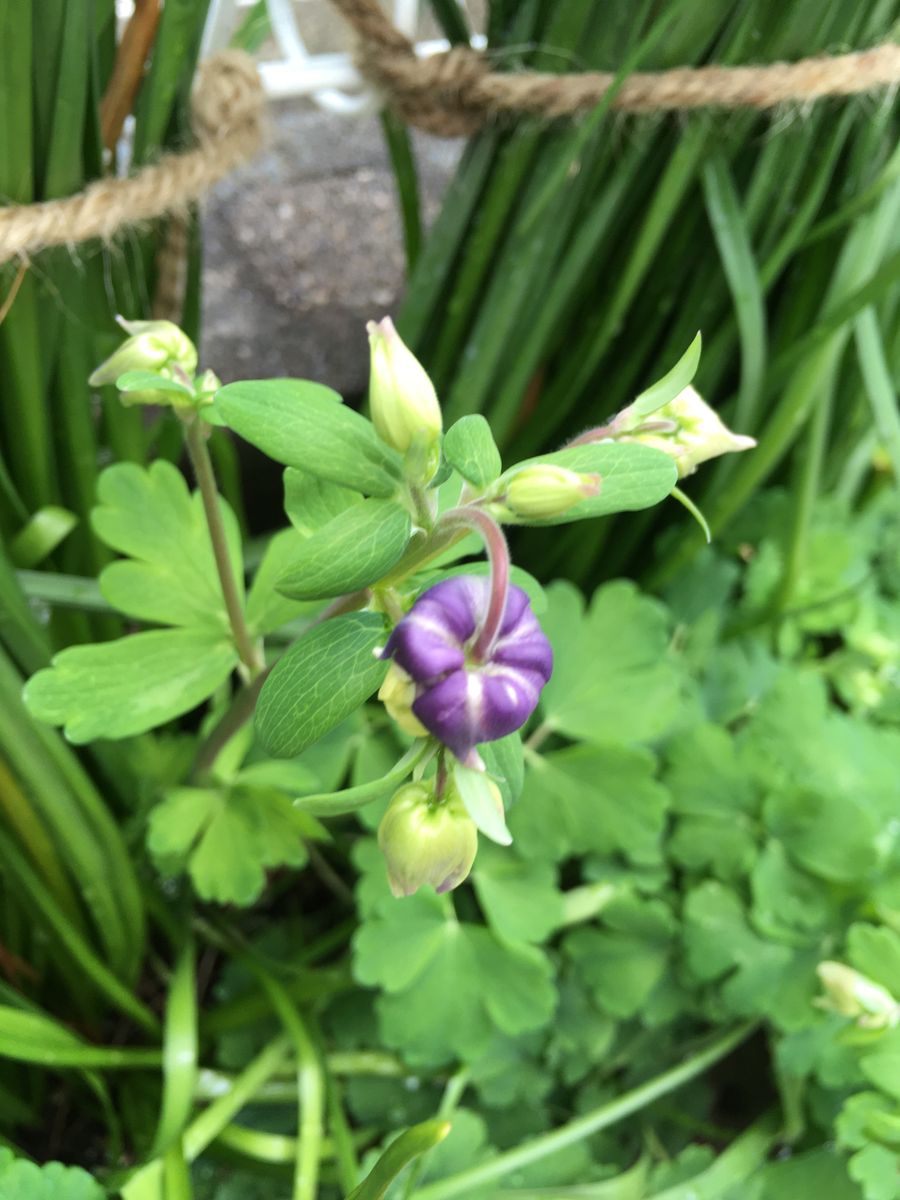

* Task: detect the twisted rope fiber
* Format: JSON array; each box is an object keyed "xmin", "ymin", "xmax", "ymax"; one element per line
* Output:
[
  {"xmin": 0, "ymin": 51, "xmax": 264, "ymax": 265},
  {"xmin": 331, "ymin": 0, "xmax": 900, "ymax": 136}
]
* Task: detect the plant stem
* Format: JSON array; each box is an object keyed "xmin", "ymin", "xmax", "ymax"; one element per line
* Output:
[
  {"xmin": 439, "ymin": 507, "xmax": 510, "ymax": 659},
  {"xmin": 412, "ymin": 1022, "xmax": 758, "ymax": 1200},
  {"xmin": 183, "ymin": 418, "xmax": 263, "ymax": 678}
]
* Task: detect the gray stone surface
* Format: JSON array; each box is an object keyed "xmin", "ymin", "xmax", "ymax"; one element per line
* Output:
[{"xmin": 200, "ymin": 103, "xmax": 464, "ymax": 395}]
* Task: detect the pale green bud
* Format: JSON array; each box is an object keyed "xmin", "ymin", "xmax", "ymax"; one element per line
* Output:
[
  {"xmin": 619, "ymin": 385, "xmax": 755, "ymax": 477},
  {"xmin": 377, "ymin": 782, "xmax": 478, "ymax": 898},
  {"xmin": 378, "ymin": 662, "xmax": 429, "ymax": 739},
  {"xmin": 89, "ymin": 317, "xmax": 198, "ymax": 388},
  {"xmin": 816, "ymin": 961, "xmax": 900, "ymax": 1029},
  {"xmin": 367, "ymin": 317, "xmax": 442, "ymax": 482},
  {"xmin": 502, "ymin": 464, "xmax": 600, "ymax": 519},
  {"xmin": 194, "ymin": 369, "xmax": 222, "ymax": 406}
]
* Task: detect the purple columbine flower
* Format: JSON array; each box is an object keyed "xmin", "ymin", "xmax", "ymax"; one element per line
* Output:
[{"xmin": 383, "ymin": 576, "xmax": 553, "ymax": 761}]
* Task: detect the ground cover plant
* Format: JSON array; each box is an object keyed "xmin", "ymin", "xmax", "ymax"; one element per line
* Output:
[{"xmin": 1, "ymin": 302, "xmax": 899, "ymax": 1199}]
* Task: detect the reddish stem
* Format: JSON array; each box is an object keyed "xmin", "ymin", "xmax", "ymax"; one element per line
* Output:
[{"xmin": 439, "ymin": 506, "xmax": 510, "ymax": 661}]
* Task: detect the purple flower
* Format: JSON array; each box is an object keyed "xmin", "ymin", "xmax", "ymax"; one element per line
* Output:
[{"xmin": 383, "ymin": 577, "xmax": 553, "ymax": 760}]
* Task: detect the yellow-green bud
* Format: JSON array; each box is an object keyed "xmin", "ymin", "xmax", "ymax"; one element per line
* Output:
[
  {"xmin": 367, "ymin": 317, "xmax": 442, "ymax": 482},
  {"xmin": 816, "ymin": 961, "xmax": 900, "ymax": 1029},
  {"xmin": 378, "ymin": 662, "xmax": 429, "ymax": 739},
  {"xmin": 89, "ymin": 317, "xmax": 198, "ymax": 389},
  {"xmin": 377, "ymin": 782, "xmax": 478, "ymax": 898},
  {"xmin": 619, "ymin": 385, "xmax": 755, "ymax": 477},
  {"xmin": 502, "ymin": 464, "xmax": 600, "ymax": 519}
]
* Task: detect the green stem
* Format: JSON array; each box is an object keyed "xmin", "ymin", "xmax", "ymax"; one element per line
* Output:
[
  {"xmin": 411, "ymin": 1022, "xmax": 758, "ymax": 1200},
  {"xmin": 183, "ymin": 418, "xmax": 263, "ymax": 677},
  {"xmin": 183, "ymin": 1036, "xmax": 291, "ymax": 1161}
]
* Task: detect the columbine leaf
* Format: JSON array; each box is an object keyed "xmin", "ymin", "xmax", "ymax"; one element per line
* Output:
[
  {"xmin": 539, "ymin": 580, "xmax": 687, "ymax": 744},
  {"xmin": 501, "ymin": 442, "xmax": 677, "ymax": 525},
  {"xmin": 91, "ymin": 460, "xmax": 242, "ymax": 629},
  {"xmin": 256, "ymin": 612, "xmax": 388, "ymax": 757},
  {"xmin": 353, "ymin": 841, "xmax": 556, "ymax": 1068},
  {"xmin": 276, "ymin": 500, "xmax": 412, "ymax": 600},
  {"xmin": 116, "ymin": 370, "xmax": 195, "ymax": 400},
  {"xmin": 509, "ymin": 743, "xmax": 670, "ymax": 865},
  {"xmin": 215, "ymin": 380, "xmax": 404, "ymax": 497},
  {"xmin": 471, "ymin": 842, "xmax": 564, "ymax": 944},
  {"xmin": 147, "ymin": 783, "xmax": 322, "ymax": 906},
  {"xmin": 23, "ymin": 628, "xmax": 238, "ymax": 743},
  {"xmin": 0, "ymin": 1150, "xmax": 106, "ymax": 1200},
  {"xmin": 283, "ymin": 467, "xmax": 361, "ymax": 534},
  {"xmin": 245, "ymin": 529, "xmax": 318, "ymax": 636},
  {"xmin": 443, "ymin": 415, "xmax": 502, "ymax": 487}
]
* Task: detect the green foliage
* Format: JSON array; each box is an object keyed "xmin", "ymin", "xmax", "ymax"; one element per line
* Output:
[
  {"xmin": 276, "ymin": 499, "xmax": 412, "ymax": 600},
  {"xmin": 443, "ymin": 416, "xmax": 502, "ymax": 486},
  {"xmin": 255, "ymin": 612, "xmax": 388, "ymax": 756},
  {"xmin": 215, "ymin": 380, "xmax": 405, "ymax": 497},
  {"xmin": 23, "ymin": 628, "xmax": 238, "ymax": 743},
  {"xmin": 0, "ymin": 1149, "xmax": 105, "ymax": 1200}
]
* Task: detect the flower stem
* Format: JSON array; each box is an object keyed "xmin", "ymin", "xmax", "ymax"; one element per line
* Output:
[
  {"xmin": 439, "ymin": 506, "xmax": 510, "ymax": 660},
  {"xmin": 411, "ymin": 1021, "xmax": 758, "ymax": 1200},
  {"xmin": 183, "ymin": 418, "xmax": 263, "ymax": 678}
]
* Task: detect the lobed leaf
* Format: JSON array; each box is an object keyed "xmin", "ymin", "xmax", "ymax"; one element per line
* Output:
[
  {"xmin": 23, "ymin": 628, "xmax": 238, "ymax": 743},
  {"xmin": 443, "ymin": 415, "xmax": 503, "ymax": 486}
]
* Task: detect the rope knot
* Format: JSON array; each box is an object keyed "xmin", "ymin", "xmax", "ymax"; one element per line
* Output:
[{"xmin": 192, "ymin": 50, "xmax": 266, "ymax": 146}]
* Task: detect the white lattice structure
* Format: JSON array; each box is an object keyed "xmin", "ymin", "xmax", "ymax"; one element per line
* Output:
[{"xmin": 201, "ymin": 0, "xmax": 485, "ymax": 111}]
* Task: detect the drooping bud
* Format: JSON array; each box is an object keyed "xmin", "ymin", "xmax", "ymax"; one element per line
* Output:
[
  {"xmin": 499, "ymin": 464, "xmax": 600, "ymax": 520},
  {"xmin": 383, "ymin": 577, "xmax": 553, "ymax": 761},
  {"xmin": 816, "ymin": 962, "xmax": 900, "ymax": 1029},
  {"xmin": 617, "ymin": 385, "xmax": 755, "ymax": 477},
  {"xmin": 366, "ymin": 317, "xmax": 442, "ymax": 483},
  {"xmin": 377, "ymin": 781, "xmax": 478, "ymax": 897},
  {"xmin": 89, "ymin": 317, "xmax": 198, "ymax": 388},
  {"xmin": 378, "ymin": 662, "xmax": 430, "ymax": 739}
]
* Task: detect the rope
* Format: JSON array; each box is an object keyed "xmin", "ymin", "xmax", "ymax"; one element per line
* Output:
[
  {"xmin": 0, "ymin": 51, "xmax": 265, "ymax": 266},
  {"xmin": 330, "ymin": 0, "xmax": 900, "ymax": 136}
]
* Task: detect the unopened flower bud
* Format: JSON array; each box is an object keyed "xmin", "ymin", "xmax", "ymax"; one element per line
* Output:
[
  {"xmin": 377, "ymin": 782, "xmax": 478, "ymax": 897},
  {"xmin": 378, "ymin": 662, "xmax": 430, "ymax": 739},
  {"xmin": 367, "ymin": 317, "xmax": 442, "ymax": 482},
  {"xmin": 618, "ymin": 385, "xmax": 755, "ymax": 477},
  {"xmin": 501, "ymin": 464, "xmax": 600, "ymax": 520},
  {"xmin": 89, "ymin": 317, "xmax": 198, "ymax": 389},
  {"xmin": 816, "ymin": 961, "xmax": 900, "ymax": 1029}
]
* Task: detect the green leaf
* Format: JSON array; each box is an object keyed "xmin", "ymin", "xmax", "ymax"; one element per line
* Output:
[
  {"xmin": 539, "ymin": 580, "xmax": 686, "ymax": 744},
  {"xmin": 443, "ymin": 416, "xmax": 502, "ymax": 486},
  {"xmin": 256, "ymin": 612, "xmax": 388, "ymax": 757},
  {"xmin": 348, "ymin": 1121, "xmax": 451, "ymax": 1200},
  {"xmin": 276, "ymin": 500, "xmax": 412, "ymax": 600},
  {"xmin": 510, "ymin": 743, "xmax": 670, "ymax": 866},
  {"xmin": 502, "ymin": 442, "xmax": 677, "ymax": 525},
  {"xmin": 8, "ymin": 506, "xmax": 77, "ymax": 568},
  {"xmin": 564, "ymin": 894, "xmax": 674, "ymax": 1019},
  {"xmin": 92, "ymin": 461, "xmax": 242, "ymax": 629},
  {"xmin": 0, "ymin": 1151, "xmax": 106, "ymax": 1200},
  {"xmin": 215, "ymin": 380, "xmax": 404, "ymax": 498},
  {"xmin": 23, "ymin": 628, "xmax": 238, "ymax": 743},
  {"xmin": 629, "ymin": 332, "xmax": 702, "ymax": 420},
  {"xmin": 848, "ymin": 925, "xmax": 900, "ymax": 998},
  {"xmin": 245, "ymin": 529, "xmax": 318, "ymax": 636},
  {"xmin": 147, "ymin": 782, "xmax": 317, "ymax": 905},
  {"xmin": 283, "ymin": 467, "xmax": 361, "ymax": 534},
  {"xmin": 454, "ymin": 763, "xmax": 511, "ymax": 845},
  {"xmin": 353, "ymin": 842, "xmax": 556, "ymax": 1067},
  {"xmin": 471, "ymin": 842, "xmax": 563, "ymax": 944},
  {"xmin": 152, "ymin": 939, "xmax": 198, "ymax": 1155},
  {"xmin": 764, "ymin": 788, "xmax": 879, "ymax": 885}
]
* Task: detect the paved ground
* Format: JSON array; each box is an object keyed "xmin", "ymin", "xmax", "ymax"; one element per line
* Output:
[{"xmin": 200, "ymin": 0, "xmax": 474, "ymax": 395}]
